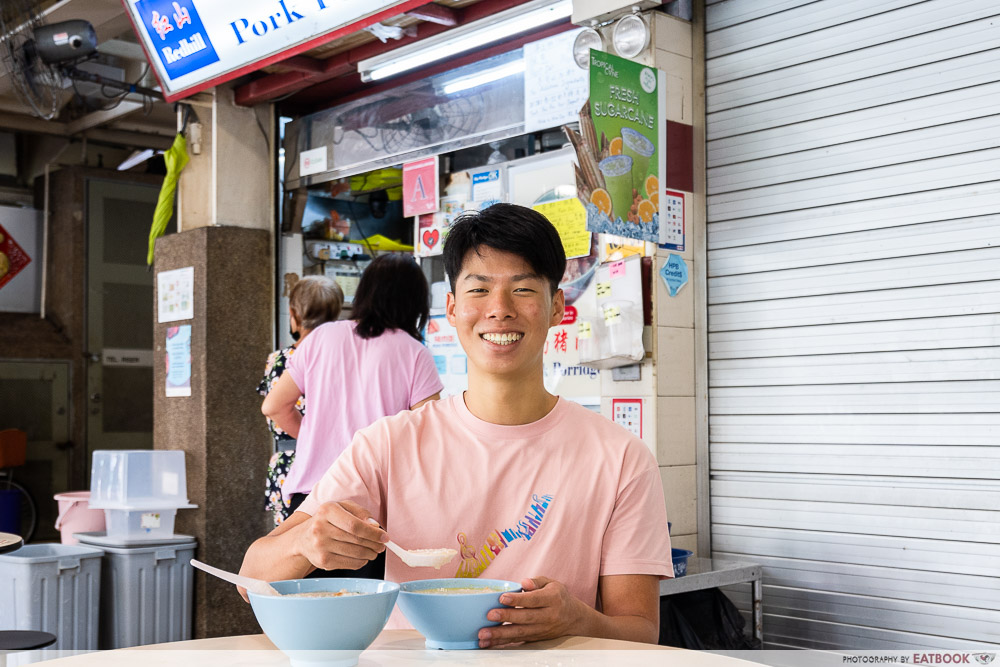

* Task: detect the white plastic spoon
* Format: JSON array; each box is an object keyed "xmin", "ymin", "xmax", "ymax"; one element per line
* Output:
[
  {"xmin": 190, "ymin": 558, "xmax": 281, "ymax": 596},
  {"xmin": 367, "ymin": 519, "xmax": 457, "ymax": 569}
]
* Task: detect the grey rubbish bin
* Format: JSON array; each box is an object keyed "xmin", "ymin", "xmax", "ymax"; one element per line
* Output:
[
  {"xmin": 0, "ymin": 543, "xmax": 103, "ymax": 651},
  {"xmin": 75, "ymin": 532, "xmax": 196, "ymax": 649}
]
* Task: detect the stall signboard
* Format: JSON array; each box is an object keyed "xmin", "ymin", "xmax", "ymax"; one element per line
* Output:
[
  {"xmin": 123, "ymin": 0, "xmax": 424, "ymax": 101},
  {"xmin": 403, "ymin": 156, "xmax": 439, "ymax": 218},
  {"xmin": 568, "ymin": 50, "xmax": 666, "ymax": 244}
]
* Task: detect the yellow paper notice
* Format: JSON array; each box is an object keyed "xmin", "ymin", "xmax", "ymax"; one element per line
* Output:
[{"xmin": 533, "ymin": 198, "xmax": 591, "ymax": 259}]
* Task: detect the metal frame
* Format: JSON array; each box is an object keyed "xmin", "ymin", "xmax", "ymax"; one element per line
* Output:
[{"xmin": 659, "ymin": 556, "xmax": 764, "ymax": 645}]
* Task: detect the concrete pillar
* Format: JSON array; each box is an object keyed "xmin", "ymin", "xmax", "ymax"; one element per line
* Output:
[{"xmin": 154, "ymin": 82, "xmax": 275, "ymax": 638}]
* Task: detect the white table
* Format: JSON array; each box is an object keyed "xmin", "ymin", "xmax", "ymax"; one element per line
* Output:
[{"xmin": 36, "ymin": 630, "xmax": 767, "ymax": 666}]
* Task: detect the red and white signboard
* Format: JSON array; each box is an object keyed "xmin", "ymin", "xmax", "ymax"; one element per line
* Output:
[
  {"xmin": 122, "ymin": 0, "xmax": 425, "ymax": 102},
  {"xmin": 402, "ymin": 156, "xmax": 439, "ymax": 218},
  {"xmin": 0, "ymin": 224, "xmax": 31, "ymax": 291}
]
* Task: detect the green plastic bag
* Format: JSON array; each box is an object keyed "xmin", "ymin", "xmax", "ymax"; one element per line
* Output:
[{"xmin": 147, "ymin": 133, "xmax": 189, "ymax": 266}]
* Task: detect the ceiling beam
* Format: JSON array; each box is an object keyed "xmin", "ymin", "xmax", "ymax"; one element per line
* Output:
[
  {"xmin": 0, "ymin": 111, "xmax": 174, "ymax": 150},
  {"xmin": 65, "ymin": 101, "xmax": 145, "ymax": 135},
  {"xmin": 404, "ymin": 3, "xmax": 458, "ymax": 26},
  {"xmin": 233, "ymin": 0, "xmax": 535, "ymax": 107}
]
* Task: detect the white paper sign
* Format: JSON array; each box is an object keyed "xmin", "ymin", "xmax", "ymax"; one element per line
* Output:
[
  {"xmin": 157, "ymin": 266, "xmax": 194, "ymax": 323},
  {"xmin": 524, "ymin": 29, "xmax": 589, "ymax": 133},
  {"xmin": 299, "ymin": 146, "xmax": 327, "ymax": 176}
]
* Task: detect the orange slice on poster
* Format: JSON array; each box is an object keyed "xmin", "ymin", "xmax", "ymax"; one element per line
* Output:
[
  {"xmin": 609, "ymin": 137, "xmax": 623, "ymax": 156},
  {"xmin": 650, "ymin": 192, "xmax": 659, "ymax": 208},
  {"xmin": 637, "ymin": 199, "xmax": 656, "ymax": 223},
  {"xmin": 590, "ymin": 188, "xmax": 613, "ymax": 216},
  {"xmin": 644, "ymin": 174, "xmax": 659, "ymax": 199}
]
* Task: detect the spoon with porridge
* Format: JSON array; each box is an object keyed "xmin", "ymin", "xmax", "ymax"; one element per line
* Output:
[
  {"xmin": 368, "ymin": 519, "xmax": 457, "ymax": 569},
  {"xmin": 190, "ymin": 559, "xmax": 281, "ymax": 596}
]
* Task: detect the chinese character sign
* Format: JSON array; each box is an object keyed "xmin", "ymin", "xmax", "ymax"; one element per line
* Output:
[{"xmin": 135, "ymin": 0, "xmax": 220, "ymax": 80}]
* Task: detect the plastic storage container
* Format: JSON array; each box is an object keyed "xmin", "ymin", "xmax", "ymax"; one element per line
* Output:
[
  {"xmin": 0, "ymin": 543, "xmax": 103, "ymax": 650},
  {"xmin": 103, "ymin": 507, "xmax": 177, "ymax": 539},
  {"xmin": 89, "ymin": 450, "xmax": 196, "ymax": 539},
  {"xmin": 75, "ymin": 533, "xmax": 195, "ymax": 649},
  {"xmin": 89, "ymin": 450, "xmax": 194, "ymax": 509}
]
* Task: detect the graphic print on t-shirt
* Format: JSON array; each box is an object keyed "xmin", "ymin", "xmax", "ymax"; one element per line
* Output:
[{"xmin": 455, "ymin": 493, "xmax": 554, "ymax": 578}]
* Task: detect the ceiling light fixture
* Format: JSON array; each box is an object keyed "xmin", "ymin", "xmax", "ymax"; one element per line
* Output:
[
  {"xmin": 572, "ymin": 27, "xmax": 604, "ymax": 69},
  {"xmin": 116, "ymin": 148, "xmax": 159, "ymax": 171},
  {"xmin": 611, "ymin": 11, "xmax": 649, "ymax": 59},
  {"xmin": 358, "ymin": 0, "xmax": 573, "ymax": 83}
]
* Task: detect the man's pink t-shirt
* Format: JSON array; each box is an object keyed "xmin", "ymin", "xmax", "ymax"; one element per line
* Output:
[
  {"xmin": 283, "ymin": 321, "xmax": 442, "ymax": 499},
  {"xmin": 299, "ymin": 394, "xmax": 672, "ymax": 628}
]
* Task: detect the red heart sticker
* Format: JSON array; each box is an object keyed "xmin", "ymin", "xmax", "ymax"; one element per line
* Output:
[{"xmin": 422, "ymin": 229, "xmax": 440, "ymax": 249}]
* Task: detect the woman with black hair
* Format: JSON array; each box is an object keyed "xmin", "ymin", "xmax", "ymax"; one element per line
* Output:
[{"xmin": 262, "ymin": 253, "xmax": 442, "ymax": 577}]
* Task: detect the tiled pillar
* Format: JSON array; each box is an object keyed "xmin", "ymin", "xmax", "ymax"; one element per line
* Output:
[
  {"xmin": 154, "ymin": 81, "xmax": 276, "ymax": 637},
  {"xmin": 652, "ymin": 13, "xmax": 701, "ymax": 554}
]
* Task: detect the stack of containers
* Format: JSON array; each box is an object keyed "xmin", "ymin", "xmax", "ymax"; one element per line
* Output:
[{"xmin": 76, "ymin": 450, "xmax": 198, "ymax": 649}]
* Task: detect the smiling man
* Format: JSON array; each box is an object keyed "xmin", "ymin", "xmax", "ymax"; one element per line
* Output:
[{"xmin": 241, "ymin": 203, "xmax": 672, "ymax": 645}]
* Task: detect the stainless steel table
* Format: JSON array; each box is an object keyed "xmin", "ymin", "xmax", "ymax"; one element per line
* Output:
[{"xmin": 659, "ymin": 556, "xmax": 763, "ymax": 644}]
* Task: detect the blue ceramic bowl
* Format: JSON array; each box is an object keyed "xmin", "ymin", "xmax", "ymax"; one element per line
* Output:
[
  {"xmin": 249, "ymin": 578, "xmax": 399, "ymax": 667},
  {"xmin": 396, "ymin": 578, "xmax": 522, "ymax": 650}
]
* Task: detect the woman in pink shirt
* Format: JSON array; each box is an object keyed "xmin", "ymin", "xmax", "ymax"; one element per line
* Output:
[{"xmin": 261, "ymin": 254, "xmax": 442, "ymax": 578}]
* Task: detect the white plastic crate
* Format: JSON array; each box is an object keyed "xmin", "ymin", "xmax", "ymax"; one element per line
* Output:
[
  {"xmin": 74, "ymin": 534, "xmax": 196, "ymax": 649},
  {"xmin": 103, "ymin": 507, "xmax": 177, "ymax": 539},
  {"xmin": 0, "ymin": 543, "xmax": 103, "ymax": 651},
  {"xmin": 89, "ymin": 450, "xmax": 195, "ymax": 509}
]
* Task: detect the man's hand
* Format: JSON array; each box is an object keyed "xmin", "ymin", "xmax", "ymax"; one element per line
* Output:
[
  {"xmin": 294, "ymin": 501, "xmax": 387, "ymax": 572},
  {"xmin": 478, "ymin": 576, "xmax": 586, "ymax": 648}
]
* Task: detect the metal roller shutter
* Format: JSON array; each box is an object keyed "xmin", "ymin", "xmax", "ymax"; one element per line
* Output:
[{"xmin": 704, "ymin": 0, "xmax": 1000, "ymax": 649}]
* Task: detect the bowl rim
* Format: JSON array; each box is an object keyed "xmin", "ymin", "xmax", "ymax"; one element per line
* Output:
[
  {"xmin": 247, "ymin": 577, "xmax": 400, "ymax": 600},
  {"xmin": 398, "ymin": 578, "xmax": 521, "ymax": 595}
]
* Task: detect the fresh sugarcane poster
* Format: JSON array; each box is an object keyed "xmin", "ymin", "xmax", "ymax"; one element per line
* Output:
[{"xmin": 563, "ymin": 50, "xmax": 666, "ymax": 243}]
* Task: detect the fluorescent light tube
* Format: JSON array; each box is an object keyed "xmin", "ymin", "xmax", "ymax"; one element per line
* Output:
[
  {"xmin": 359, "ymin": 0, "xmax": 572, "ymax": 82},
  {"xmin": 441, "ymin": 59, "xmax": 526, "ymax": 95},
  {"xmin": 116, "ymin": 148, "xmax": 156, "ymax": 171}
]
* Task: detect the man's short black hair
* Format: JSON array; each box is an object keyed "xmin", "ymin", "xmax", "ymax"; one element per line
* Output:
[{"xmin": 443, "ymin": 203, "xmax": 566, "ymax": 295}]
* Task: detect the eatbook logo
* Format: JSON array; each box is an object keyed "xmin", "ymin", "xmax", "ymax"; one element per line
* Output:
[
  {"xmin": 136, "ymin": 0, "xmax": 219, "ymax": 80},
  {"xmin": 973, "ymin": 655, "xmax": 995, "ymax": 666}
]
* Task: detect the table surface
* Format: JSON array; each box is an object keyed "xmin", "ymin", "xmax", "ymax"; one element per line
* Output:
[
  {"xmin": 37, "ymin": 630, "xmax": 764, "ymax": 666},
  {"xmin": 0, "ymin": 532, "xmax": 22, "ymax": 555},
  {"xmin": 660, "ymin": 557, "xmax": 762, "ymax": 596}
]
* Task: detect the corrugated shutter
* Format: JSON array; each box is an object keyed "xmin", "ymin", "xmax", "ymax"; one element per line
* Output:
[{"xmin": 705, "ymin": 0, "xmax": 1000, "ymax": 649}]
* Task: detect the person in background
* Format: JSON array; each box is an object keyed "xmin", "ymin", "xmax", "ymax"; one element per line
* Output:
[
  {"xmin": 258, "ymin": 276, "xmax": 344, "ymax": 528},
  {"xmin": 243, "ymin": 204, "xmax": 670, "ymax": 645},
  {"xmin": 261, "ymin": 253, "xmax": 442, "ymax": 578}
]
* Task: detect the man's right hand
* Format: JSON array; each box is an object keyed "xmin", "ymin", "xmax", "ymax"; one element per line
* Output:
[{"xmin": 293, "ymin": 500, "xmax": 388, "ymax": 572}]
